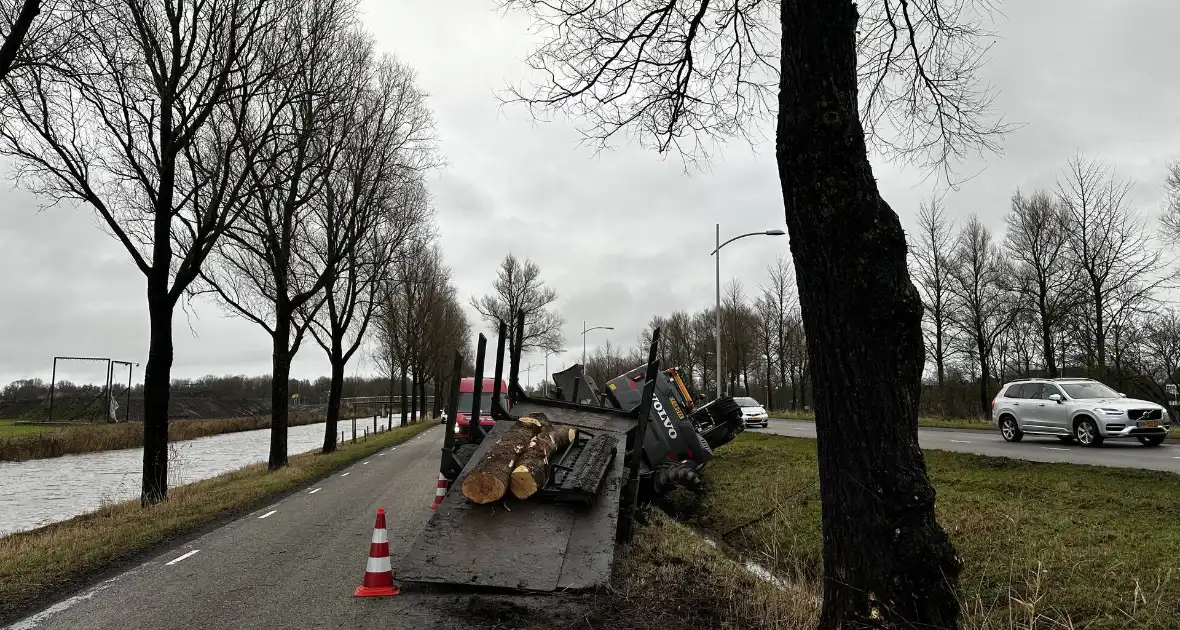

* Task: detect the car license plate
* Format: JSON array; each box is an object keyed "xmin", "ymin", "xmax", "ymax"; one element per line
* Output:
[{"xmin": 1141, "ymin": 421, "xmax": 1160, "ymax": 428}]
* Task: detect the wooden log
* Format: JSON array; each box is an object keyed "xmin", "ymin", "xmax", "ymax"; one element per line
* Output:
[
  {"xmin": 460, "ymin": 419, "xmax": 542, "ymax": 504},
  {"xmin": 509, "ymin": 423, "xmax": 578, "ymax": 499}
]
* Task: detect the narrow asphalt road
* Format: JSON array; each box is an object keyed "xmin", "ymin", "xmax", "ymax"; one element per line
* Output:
[
  {"xmin": 4, "ymin": 425, "xmax": 532, "ymax": 630},
  {"xmin": 756, "ymin": 419, "xmax": 1180, "ymax": 474}
]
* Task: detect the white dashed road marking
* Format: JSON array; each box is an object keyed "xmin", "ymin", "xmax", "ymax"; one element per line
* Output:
[
  {"xmin": 1044, "ymin": 447, "xmax": 1069, "ymax": 451},
  {"xmin": 166, "ymin": 550, "xmax": 200, "ymax": 566},
  {"xmin": 363, "ymin": 461, "xmax": 370, "ymax": 465},
  {"xmin": 341, "ymin": 472, "xmax": 351, "ymax": 477},
  {"xmin": 950, "ymin": 440, "xmax": 971, "ymax": 444},
  {"xmin": 258, "ymin": 510, "xmax": 277, "ymax": 519},
  {"xmin": 309, "ymin": 488, "xmax": 322, "ymax": 494}
]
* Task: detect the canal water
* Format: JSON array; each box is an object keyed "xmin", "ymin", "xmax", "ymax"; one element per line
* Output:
[{"xmin": 0, "ymin": 415, "xmax": 415, "ymax": 536}]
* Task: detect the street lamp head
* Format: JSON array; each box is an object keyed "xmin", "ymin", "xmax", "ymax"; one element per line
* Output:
[
  {"xmin": 765, "ymin": 229, "xmax": 786, "ymax": 236},
  {"xmin": 604, "ymin": 326, "xmax": 615, "ymax": 330}
]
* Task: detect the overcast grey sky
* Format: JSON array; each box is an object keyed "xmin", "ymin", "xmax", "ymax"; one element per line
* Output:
[{"xmin": 2, "ymin": 0, "xmax": 1179, "ymax": 387}]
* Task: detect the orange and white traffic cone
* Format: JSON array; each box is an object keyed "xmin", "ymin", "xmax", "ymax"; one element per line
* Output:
[
  {"xmin": 354, "ymin": 508, "xmax": 399, "ymax": 598},
  {"xmin": 429, "ymin": 473, "xmax": 448, "ymax": 510}
]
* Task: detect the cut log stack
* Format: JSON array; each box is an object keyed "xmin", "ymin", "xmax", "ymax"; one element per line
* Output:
[{"xmin": 459, "ymin": 413, "xmax": 577, "ymax": 504}]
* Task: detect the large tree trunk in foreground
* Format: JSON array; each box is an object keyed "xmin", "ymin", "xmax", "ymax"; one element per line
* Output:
[
  {"xmin": 461, "ymin": 420, "xmax": 542, "ymax": 504},
  {"xmin": 777, "ymin": 1, "xmax": 960, "ymax": 628},
  {"xmin": 322, "ymin": 353, "xmax": 345, "ymax": 453},
  {"xmin": 269, "ymin": 316, "xmax": 292, "ymax": 470},
  {"xmin": 141, "ymin": 290, "xmax": 173, "ymax": 506},
  {"xmin": 510, "ymin": 423, "xmax": 576, "ymax": 499}
]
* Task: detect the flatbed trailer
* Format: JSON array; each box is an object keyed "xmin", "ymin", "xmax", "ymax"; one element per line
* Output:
[{"xmin": 396, "ymin": 313, "xmax": 657, "ymax": 591}]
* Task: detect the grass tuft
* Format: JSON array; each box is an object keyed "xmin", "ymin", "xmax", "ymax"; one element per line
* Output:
[{"xmin": 0, "ymin": 421, "xmax": 431, "ymax": 624}]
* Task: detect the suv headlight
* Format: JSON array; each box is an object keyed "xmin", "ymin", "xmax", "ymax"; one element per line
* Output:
[{"xmin": 1099, "ymin": 408, "xmax": 1124, "ymax": 416}]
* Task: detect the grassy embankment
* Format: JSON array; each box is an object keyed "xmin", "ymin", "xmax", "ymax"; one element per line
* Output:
[
  {"xmin": 0, "ymin": 421, "xmax": 432, "ymax": 623},
  {"xmin": 772, "ymin": 409, "xmax": 1180, "ymax": 438},
  {"xmin": 0, "ymin": 410, "xmax": 341, "ymax": 461},
  {"xmin": 0, "ymin": 419, "xmax": 55, "ymax": 438},
  {"xmin": 624, "ymin": 431, "xmax": 1180, "ymax": 629}
]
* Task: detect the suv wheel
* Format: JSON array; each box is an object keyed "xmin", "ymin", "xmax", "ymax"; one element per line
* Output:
[
  {"xmin": 999, "ymin": 416, "xmax": 1023, "ymax": 442},
  {"xmin": 1137, "ymin": 435, "xmax": 1166, "ymax": 447},
  {"xmin": 1074, "ymin": 417, "xmax": 1104, "ymax": 447}
]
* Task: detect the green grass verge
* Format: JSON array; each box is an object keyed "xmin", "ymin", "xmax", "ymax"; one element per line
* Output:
[
  {"xmin": 692, "ymin": 432, "xmax": 1180, "ymax": 629},
  {"xmin": 769, "ymin": 410, "xmax": 1180, "ymax": 438},
  {"xmin": 0, "ymin": 419, "xmax": 56, "ymax": 438},
  {"xmin": 0, "ymin": 421, "xmax": 432, "ymax": 624}
]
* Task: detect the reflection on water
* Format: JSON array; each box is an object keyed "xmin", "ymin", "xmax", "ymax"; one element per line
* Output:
[{"xmin": 0, "ymin": 415, "xmax": 411, "ymax": 536}]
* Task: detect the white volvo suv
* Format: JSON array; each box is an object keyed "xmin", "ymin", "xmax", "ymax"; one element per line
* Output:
[{"xmin": 991, "ymin": 378, "xmax": 1170, "ymax": 447}]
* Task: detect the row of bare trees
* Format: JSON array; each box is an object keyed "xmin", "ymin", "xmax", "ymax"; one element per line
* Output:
[
  {"xmin": 372, "ymin": 240, "xmax": 471, "ymax": 438},
  {"xmin": 582, "ymin": 257, "xmax": 811, "ymax": 410},
  {"xmin": 0, "ymin": 0, "xmax": 440, "ymax": 504},
  {"xmin": 912, "ymin": 154, "xmax": 1175, "ymax": 418}
]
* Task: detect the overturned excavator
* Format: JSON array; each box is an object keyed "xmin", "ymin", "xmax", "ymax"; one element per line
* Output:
[{"xmin": 395, "ymin": 311, "xmax": 745, "ymax": 593}]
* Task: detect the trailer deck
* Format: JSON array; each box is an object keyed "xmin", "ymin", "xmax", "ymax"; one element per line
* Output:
[{"xmin": 395, "ymin": 403, "xmax": 632, "ymax": 591}]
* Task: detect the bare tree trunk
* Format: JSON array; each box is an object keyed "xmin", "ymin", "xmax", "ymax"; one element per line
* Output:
[
  {"xmin": 1093, "ymin": 287, "xmax": 1106, "ymax": 377},
  {"xmin": 977, "ymin": 343, "xmax": 991, "ymax": 417},
  {"xmin": 269, "ymin": 315, "xmax": 292, "ymax": 470},
  {"xmin": 322, "ymin": 349, "xmax": 345, "ymax": 453},
  {"xmin": 399, "ymin": 368, "xmax": 408, "ymax": 426},
  {"xmin": 777, "ymin": 1, "xmax": 960, "ymax": 626},
  {"xmin": 1039, "ymin": 296, "xmax": 1058, "ymax": 378},
  {"xmin": 418, "ymin": 378, "xmax": 428, "ymax": 421},
  {"xmin": 409, "ymin": 370, "xmax": 419, "ymax": 424},
  {"xmin": 141, "ymin": 290, "xmax": 173, "ymax": 505}
]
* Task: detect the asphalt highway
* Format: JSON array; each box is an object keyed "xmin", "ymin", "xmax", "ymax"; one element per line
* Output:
[
  {"xmin": 755, "ymin": 419, "xmax": 1180, "ymax": 474},
  {"xmin": 3, "ymin": 425, "xmax": 551, "ymax": 630}
]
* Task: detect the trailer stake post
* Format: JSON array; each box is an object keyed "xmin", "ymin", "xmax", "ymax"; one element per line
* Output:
[
  {"xmin": 470, "ymin": 334, "xmax": 488, "ymax": 443},
  {"xmin": 491, "ymin": 320, "xmax": 507, "ymax": 414},
  {"xmin": 618, "ymin": 328, "xmax": 661, "ymax": 544},
  {"xmin": 508, "ymin": 309, "xmax": 526, "ymax": 404}
]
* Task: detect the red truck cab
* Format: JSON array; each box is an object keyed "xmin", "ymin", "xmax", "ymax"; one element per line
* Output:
[{"xmin": 454, "ymin": 377, "xmax": 509, "ymax": 439}]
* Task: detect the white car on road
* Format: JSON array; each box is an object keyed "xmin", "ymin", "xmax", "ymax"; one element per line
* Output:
[
  {"xmin": 734, "ymin": 396, "xmax": 769, "ymax": 428},
  {"xmin": 991, "ymin": 377, "xmax": 1170, "ymax": 447}
]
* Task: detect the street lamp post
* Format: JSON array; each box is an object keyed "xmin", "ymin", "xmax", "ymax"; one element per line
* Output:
[
  {"xmin": 525, "ymin": 364, "xmax": 541, "ymax": 389},
  {"xmin": 712, "ymin": 224, "xmax": 786, "ymax": 399},
  {"xmin": 581, "ymin": 321, "xmax": 614, "ymax": 366}
]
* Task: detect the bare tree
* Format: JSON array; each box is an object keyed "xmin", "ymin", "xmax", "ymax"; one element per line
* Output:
[
  {"xmin": 0, "ymin": 0, "xmax": 280, "ymax": 503},
  {"xmin": 502, "ymin": 0, "xmax": 1012, "ymax": 621},
  {"xmin": 948, "ymin": 216, "xmax": 1019, "ymax": 416},
  {"xmin": 911, "ymin": 197, "xmax": 957, "ymax": 396},
  {"xmin": 1004, "ymin": 189, "xmax": 1079, "ymax": 377},
  {"xmin": 1128, "ymin": 310, "xmax": 1180, "ymax": 410},
  {"xmin": 1058, "ymin": 154, "xmax": 1166, "ymax": 378},
  {"xmin": 761, "ymin": 256, "xmax": 796, "ymax": 411},
  {"xmin": 471, "ymin": 254, "xmax": 565, "ymax": 360},
  {"xmin": 1160, "ymin": 160, "xmax": 1180, "ymax": 242},
  {"xmin": 199, "ymin": 0, "xmax": 370, "ymax": 469},
  {"xmin": 310, "ymin": 54, "xmax": 437, "ymax": 454}
]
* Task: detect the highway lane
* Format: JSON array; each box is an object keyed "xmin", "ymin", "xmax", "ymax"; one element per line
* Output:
[
  {"xmin": 4, "ymin": 426, "xmax": 517, "ymax": 630},
  {"xmin": 756, "ymin": 419, "xmax": 1180, "ymax": 474}
]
